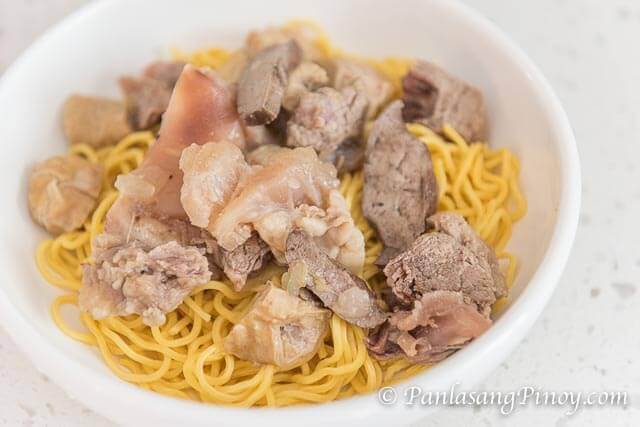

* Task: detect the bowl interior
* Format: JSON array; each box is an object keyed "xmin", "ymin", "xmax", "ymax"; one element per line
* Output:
[{"xmin": 0, "ymin": 0, "xmax": 577, "ymax": 426}]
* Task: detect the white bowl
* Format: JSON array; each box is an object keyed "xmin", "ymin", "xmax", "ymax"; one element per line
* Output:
[{"xmin": 0, "ymin": 0, "xmax": 580, "ymax": 425}]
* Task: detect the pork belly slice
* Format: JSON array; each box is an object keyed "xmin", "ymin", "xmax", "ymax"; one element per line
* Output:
[
  {"xmin": 402, "ymin": 60, "xmax": 487, "ymax": 142},
  {"xmin": 285, "ymin": 229, "xmax": 386, "ymax": 328},
  {"xmin": 224, "ymin": 284, "xmax": 330, "ymax": 369},
  {"xmin": 362, "ymin": 100, "xmax": 438, "ymax": 265}
]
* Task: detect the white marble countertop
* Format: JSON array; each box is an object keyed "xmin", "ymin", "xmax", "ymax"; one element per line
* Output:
[{"xmin": 1, "ymin": 0, "xmax": 639, "ymax": 425}]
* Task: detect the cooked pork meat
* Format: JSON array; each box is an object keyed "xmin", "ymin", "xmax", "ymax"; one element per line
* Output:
[
  {"xmin": 62, "ymin": 95, "xmax": 132, "ymax": 148},
  {"xmin": 402, "ymin": 61, "xmax": 487, "ymax": 142},
  {"xmin": 384, "ymin": 212, "xmax": 506, "ymax": 315},
  {"xmin": 362, "ymin": 101, "xmax": 438, "ymax": 265},
  {"xmin": 328, "ymin": 58, "xmax": 394, "ymax": 120},
  {"xmin": 286, "ymin": 86, "xmax": 367, "ymax": 162},
  {"xmin": 367, "ymin": 290, "xmax": 491, "ymax": 363},
  {"xmin": 179, "ymin": 141, "xmax": 250, "ymax": 229},
  {"xmin": 179, "ymin": 139, "xmax": 364, "ymax": 275},
  {"xmin": 28, "ymin": 155, "xmax": 102, "ymax": 235},
  {"xmin": 219, "ymin": 232, "xmax": 271, "ymax": 291},
  {"xmin": 119, "ymin": 61, "xmax": 186, "ymax": 130},
  {"xmin": 245, "ymin": 24, "xmax": 324, "ymax": 61},
  {"xmin": 285, "ymin": 229, "xmax": 386, "ymax": 328},
  {"xmin": 201, "ymin": 146, "xmax": 364, "ymax": 273},
  {"xmin": 282, "ymin": 61, "xmax": 329, "ymax": 111},
  {"xmin": 224, "ymin": 284, "xmax": 330, "ymax": 369},
  {"xmin": 79, "ymin": 241, "xmax": 211, "ymax": 326},
  {"xmin": 237, "ymin": 41, "xmax": 303, "ymax": 126}
]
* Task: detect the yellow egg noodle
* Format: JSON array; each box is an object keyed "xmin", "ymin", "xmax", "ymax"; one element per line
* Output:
[{"xmin": 35, "ymin": 23, "xmax": 527, "ymax": 407}]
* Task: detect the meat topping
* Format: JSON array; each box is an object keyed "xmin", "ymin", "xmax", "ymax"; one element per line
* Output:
[
  {"xmin": 384, "ymin": 212, "xmax": 506, "ymax": 314},
  {"xmin": 28, "ymin": 155, "xmax": 102, "ymax": 235},
  {"xmin": 80, "ymin": 241, "xmax": 211, "ymax": 326},
  {"xmin": 402, "ymin": 60, "xmax": 487, "ymax": 142},
  {"xmin": 237, "ymin": 41, "xmax": 303, "ymax": 126},
  {"xmin": 179, "ymin": 141, "xmax": 250, "ymax": 229},
  {"xmin": 427, "ymin": 212, "xmax": 507, "ymax": 302},
  {"xmin": 63, "ymin": 95, "xmax": 132, "ymax": 148},
  {"xmin": 282, "ymin": 61, "xmax": 329, "ymax": 111},
  {"xmin": 367, "ymin": 290, "xmax": 491, "ymax": 363},
  {"xmin": 224, "ymin": 284, "xmax": 330, "ymax": 369},
  {"xmin": 219, "ymin": 233, "xmax": 272, "ymax": 291},
  {"xmin": 203, "ymin": 146, "xmax": 365, "ymax": 274},
  {"xmin": 286, "ymin": 86, "xmax": 367, "ymax": 162},
  {"xmin": 285, "ymin": 229, "xmax": 386, "ymax": 328},
  {"xmin": 362, "ymin": 100, "xmax": 438, "ymax": 265}
]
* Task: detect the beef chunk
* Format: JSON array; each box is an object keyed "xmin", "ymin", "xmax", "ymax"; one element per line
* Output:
[
  {"xmin": 237, "ymin": 41, "xmax": 303, "ymax": 126},
  {"xmin": 402, "ymin": 61, "xmax": 487, "ymax": 142},
  {"xmin": 384, "ymin": 212, "xmax": 506, "ymax": 314},
  {"xmin": 427, "ymin": 212, "xmax": 506, "ymax": 300},
  {"xmin": 224, "ymin": 284, "xmax": 330, "ymax": 369},
  {"xmin": 367, "ymin": 290, "xmax": 491, "ymax": 363},
  {"xmin": 286, "ymin": 86, "xmax": 367, "ymax": 163},
  {"xmin": 80, "ymin": 241, "xmax": 211, "ymax": 326},
  {"xmin": 119, "ymin": 61, "xmax": 186, "ymax": 130},
  {"xmin": 370, "ymin": 213, "xmax": 505, "ymax": 362},
  {"xmin": 362, "ymin": 100, "xmax": 438, "ymax": 265},
  {"xmin": 220, "ymin": 233, "xmax": 271, "ymax": 291},
  {"xmin": 62, "ymin": 95, "xmax": 132, "ymax": 147},
  {"xmin": 285, "ymin": 229, "xmax": 386, "ymax": 328}
]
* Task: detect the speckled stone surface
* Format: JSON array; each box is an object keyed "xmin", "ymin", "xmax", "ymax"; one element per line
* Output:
[{"xmin": 1, "ymin": 0, "xmax": 638, "ymax": 425}]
